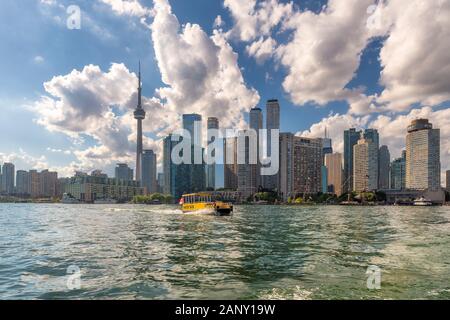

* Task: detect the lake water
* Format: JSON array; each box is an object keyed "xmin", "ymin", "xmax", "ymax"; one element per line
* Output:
[{"xmin": 0, "ymin": 204, "xmax": 449, "ymax": 300}]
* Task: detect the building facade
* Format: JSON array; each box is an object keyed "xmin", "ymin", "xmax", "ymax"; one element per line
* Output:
[
  {"xmin": 16, "ymin": 170, "xmax": 30, "ymax": 196},
  {"xmin": 378, "ymin": 145, "xmax": 391, "ymax": 190},
  {"xmin": 264, "ymin": 100, "xmax": 280, "ymax": 191},
  {"xmin": 391, "ymin": 150, "xmax": 406, "ymax": 190},
  {"xmin": 115, "ymin": 164, "xmax": 134, "ymax": 181},
  {"xmin": 446, "ymin": 170, "xmax": 450, "ymax": 192},
  {"xmin": 237, "ymin": 130, "xmax": 260, "ymax": 199},
  {"xmin": 65, "ymin": 173, "xmax": 143, "ymax": 202},
  {"xmin": 224, "ymin": 137, "xmax": 238, "ymax": 190},
  {"xmin": 343, "ymin": 128, "xmax": 362, "ymax": 193},
  {"xmin": 353, "ymin": 137, "xmax": 379, "ymax": 192},
  {"xmin": 142, "ymin": 150, "xmax": 157, "ymax": 194},
  {"xmin": 325, "ymin": 153, "xmax": 343, "ymax": 196},
  {"xmin": 292, "ymin": 137, "xmax": 323, "ymax": 195},
  {"xmin": 405, "ymin": 119, "xmax": 441, "ymax": 191},
  {"xmin": 1, "ymin": 163, "xmax": 15, "ymax": 195},
  {"xmin": 279, "ymin": 133, "xmax": 294, "ymax": 200}
]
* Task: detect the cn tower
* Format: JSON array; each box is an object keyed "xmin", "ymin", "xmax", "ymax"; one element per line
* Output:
[{"xmin": 134, "ymin": 62, "xmax": 146, "ymax": 182}]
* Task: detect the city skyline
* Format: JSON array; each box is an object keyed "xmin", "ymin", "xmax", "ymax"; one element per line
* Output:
[{"xmin": 0, "ymin": 0, "xmax": 449, "ymax": 184}]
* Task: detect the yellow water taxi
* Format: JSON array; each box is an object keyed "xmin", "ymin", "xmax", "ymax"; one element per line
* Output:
[{"xmin": 180, "ymin": 193, "xmax": 233, "ymax": 216}]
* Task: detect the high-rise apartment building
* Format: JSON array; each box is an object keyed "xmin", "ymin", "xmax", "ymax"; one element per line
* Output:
[
  {"xmin": 292, "ymin": 137, "xmax": 323, "ymax": 195},
  {"xmin": 224, "ymin": 137, "xmax": 238, "ymax": 190},
  {"xmin": 115, "ymin": 164, "xmax": 134, "ymax": 181},
  {"xmin": 343, "ymin": 128, "xmax": 362, "ymax": 193},
  {"xmin": 378, "ymin": 145, "xmax": 391, "ymax": 190},
  {"xmin": 264, "ymin": 100, "xmax": 280, "ymax": 191},
  {"xmin": 16, "ymin": 170, "xmax": 30, "ymax": 196},
  {"xmin": 391, "ymin": 150, "xmax": 406, "ymax": 190},
  {"xmin": 142, "ymin": 150, "xmax": 157, "ymax": 194},
  {"xmin": 353, "ymin": 137, "xmax": 379, "ymax": 192},
  {"xmin": 1, "ymin": 163, "xmax": 15, "ymax": 195},
  {"xmin": 237, "ymin": 130, "xmax": 260, "ymax": 198},
  {"xmin": 40, "ymin": 170, "xmax": 58, "ymax": 197},
  {"xmin": 325, "ymin": 153, "xmax": 343, "ymax": 196},
  {"xmin": 405, "ymin": 119, "xmax": 440, "ymax": 191},
  {"xmin": 279, "ymin": 133, "xmax": 294, "ymax": 200}
]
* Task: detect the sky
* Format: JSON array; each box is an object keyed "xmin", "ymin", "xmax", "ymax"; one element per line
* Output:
[{"xmin": 0, "ymin": 0, "xmax": 449, "ymax": 182}]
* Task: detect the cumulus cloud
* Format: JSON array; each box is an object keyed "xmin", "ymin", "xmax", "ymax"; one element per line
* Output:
[
  {"xmin": 151, "ymin": 0, "xmax": 260, "ymax": 131},
  {"xmin": 98, "ymin": 0, "xmax": 152, "ymax": 17},
  {"xmin": 224, "ymin": 0, "xmax": 293, "ymax": 42},
  {"xmin": 245, "ymin": 37, "xmax": 276, "ymax": 64},
  {"xmin": 376, "ymin": 0, "xmax": 450, "ymax": 111}
]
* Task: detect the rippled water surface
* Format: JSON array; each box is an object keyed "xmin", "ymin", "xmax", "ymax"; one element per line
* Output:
[{"xmin": 0, "ymin": 204, "xmax": 449, "ymax": 299}]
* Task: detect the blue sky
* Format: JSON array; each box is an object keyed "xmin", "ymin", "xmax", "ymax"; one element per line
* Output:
[{"xmin": 0, "ymin": 0, "xmax": 449, "ymax": 178}]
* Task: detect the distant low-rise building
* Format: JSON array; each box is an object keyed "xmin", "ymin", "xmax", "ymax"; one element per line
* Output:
[{"xmin": 65, "ymin": 173, "xmax": 143, "ymax": 202}]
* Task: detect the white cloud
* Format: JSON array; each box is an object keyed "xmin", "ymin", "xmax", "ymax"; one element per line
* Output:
[
  {"xmin": 34, "ymin": 56, "xmax": 45, "ymax": 64},
  {"xmin": 224, "ymin": 0, "xmax": 293, "ymax": 42},
  {"xmin": 214, "ymin": 15, "xmax": 224, "ymax": 29},
  {"xmin": 376, "ymin": 0, "xmax": 450, "ymax": 111},
  {"xmin": 151, "ymin": 0, "xmax": 260, "ymax": 131},
  {"xmin": 245, "ymin": 37, "xmax": 276, "ymax": 64},
  {"xmin": 98, "ymin": 0, "xmax": 152, "ymax": 17}
]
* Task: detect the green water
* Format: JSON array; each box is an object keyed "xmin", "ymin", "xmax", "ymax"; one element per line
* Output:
[{"xmin": 0, "ymin": 204, "xmax": 449, "ymax": 299}]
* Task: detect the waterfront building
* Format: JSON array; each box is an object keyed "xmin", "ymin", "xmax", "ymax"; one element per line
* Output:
[
  {"xmin": 353, "ymin": 137, "xmax": 378, "ymax": 192},
  {"xmin": 264, "ymin": 100, "xmax": 280, "ymax": 191},
  {"xmin": 39, "ymin": 170, "xmax": 58, "ymax": 197},
  {"xmin": 279, "ymin": 133, "xmax": 294, "ymax": 200},
  {"xmin": 237, "ymin": 130, "xmax": 260, "ymax": 198},
  {"xmin": 405, "ymin": 119, "xmax": 441, "ymax": 191},
  {"xmin": 321, "ymin": 166, "xmax": 328, "ymax": 194},
  {"xmin": 29, "ymin": 170, "xmax": 40, "ymax": 198},
  {"xmin": 115, "ymin": 164, "xmax": 134, "ymax": 181},
  {"xmin": 324, "ymin": 153, "xmax": 343, "ymax": 196},
  {"xmin": 378, "ymin": 145, "xmax": 391, "ymax": 190},
  {"xmin": 142, "ymin": 149, "xmax": 157, "ymax": 194},
  {"xmin": 292, "ymin": 137, "xmax": 323, "ymax": 195},
  {"xmin": 16, "ymin": 170, "xmax": 30, "ymax": 196},
  {"xmin": 207, "ymin": 117, "xmax": 219, "ymax": 190},
  {"xmin": 391, "ymin": 150, "xmax": 406, "ymax": 190},
  {"xmin": 134, "ymin": 62, "xmax": 146, "ymax": 182},
  {"xmin": 224, "ymin": 137, "xmax": 238, "ymax": 190},
  {"xmin": 1, "ymin": 163, "xmax": 15, "ymax": 195},
  {"xmin": 343, "ymin": 128, "xmax": 362, "ymax": 193},
  {"xmin": 65, "ymin": 173, "xmax": 143, "ymax": 202},
  {"xmin": 249, "ymin": 107, "xmax": 263, "ymax": 190}
]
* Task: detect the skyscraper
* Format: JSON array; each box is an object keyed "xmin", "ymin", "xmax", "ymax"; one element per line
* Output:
[
  {"xmin": 391, "ymin": 150, "xmax": 406, "ymax": 190},
  {"xmin": 237, "ymin": 130, "xmax": 260, "ymax": 198},
  {"xmin": 406, "ymin": 119, "xmax": 440, "ymax": 191},
  {"xmin": 378, "ymin": 145, "xmax": 391, "ymax": 190},
  {"xmin": 1, "ymin": 163, "xmax": 15, "ymax": 195},
  {"xmin": 134, "ymin": 62, "xmax": 146, "ymax": 182},
  {"xmin": 40, "ymin": 170, "xmax": 58, "ymax": 197},
  {"xmin": 325, "ymin": 153, "xmax": 343, "ymax": 196},
  {"xmin": 322, "ymin": 127, "xmax": 333, "ymax": 155},
  {"xmin": 16, "ymin": 170, "xmax": 30, "ymax": 196},
  {"xmin": 249, "ymin": 107, "xmax": 263, "ymax": 190},
  {"xmin": 264, "ymin": 100, "xmax": 280, "ymax": 191},
  {"xmin": 353, "ymin": 137, "xmax": 378, "ymax": 192},
  {"xmin": 224, "ymin": 137, "xmax": 238, "ymax": 190},
  {"xmin": 115, "ymin": 164, "xmax": 134, "ymax": 181},
  {"xmin": 183, "ymin": 114, "xmax": 202, "ymax": 146},
  {"xmin": 30, "ymin": 170, "xmax": 40, "ymax": 198},
  {"xmin": 279, "ymin": 133, "xmax": 294, "ymax": 200},
  {"xmin": 343, "ymin": 128, "xmax": 362, "ymax": 193},
  {"xmin": 207, "ymin": 117, "xmax": 219, "ymax": 190},
  {"xmin": 292, "ymin": 137, "xmax": 323, "ymax": 195},
  {"xmin": 142, "ymin": 149, "xmax": 157, "ymax": 194}
]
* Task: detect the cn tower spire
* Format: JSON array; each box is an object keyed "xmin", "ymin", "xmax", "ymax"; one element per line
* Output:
[{"xmin": 134, "ymin": 61, "xmax": 146, "ymax": 182}]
